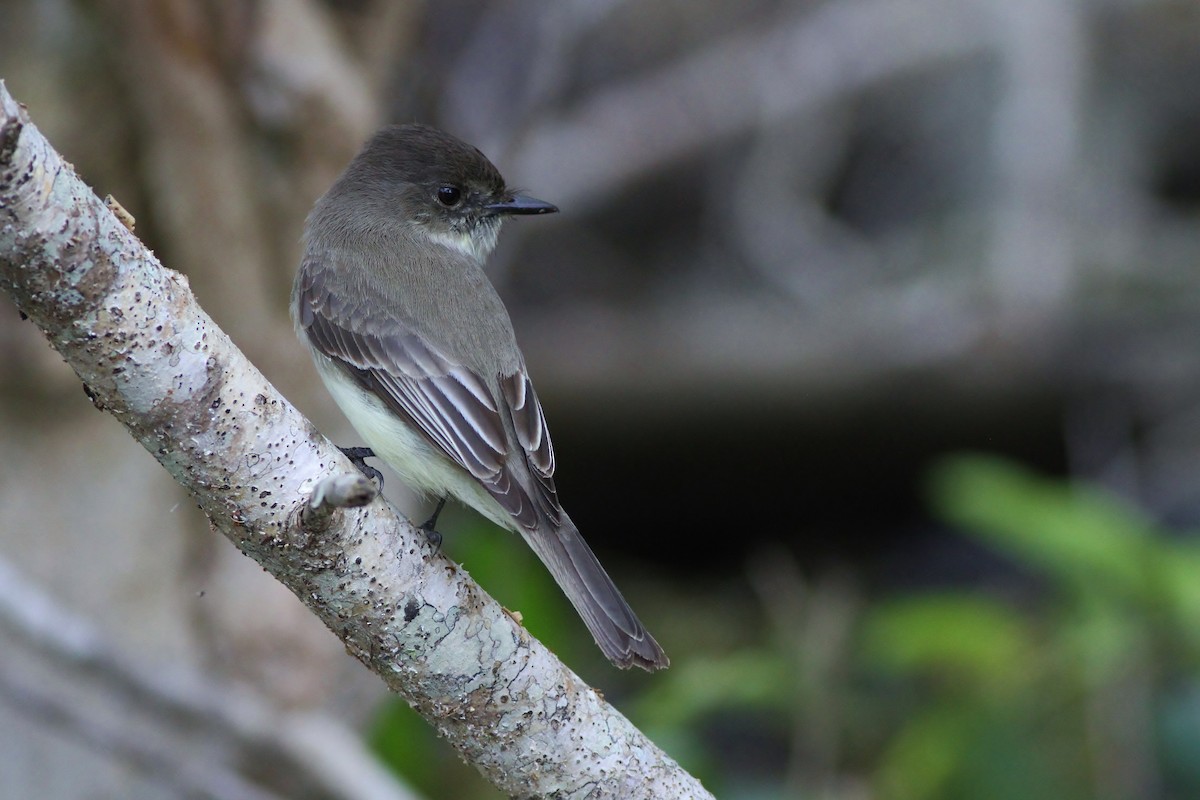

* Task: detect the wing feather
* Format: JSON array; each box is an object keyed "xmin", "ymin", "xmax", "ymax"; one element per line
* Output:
[
  {"xmin": 297, "ymin": 261, "xmax": 558, "ymax": 530},
  {"xmin": 500, "ymin": 372, "xmax": 560, "ymax": 523}
]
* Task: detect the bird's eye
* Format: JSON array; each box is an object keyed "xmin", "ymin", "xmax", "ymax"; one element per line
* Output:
[{"xmin": 436, "ymin": 186, "xmax": 462, "ymax": 207}]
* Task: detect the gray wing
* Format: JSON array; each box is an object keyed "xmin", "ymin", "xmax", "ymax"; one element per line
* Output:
[
  {"xmin": 296, "ymin": 260, "xmax": 560, "ymax": 529},
  {"xmin": 299, "ymin": 261, "xmax": 668, "ymax": 670}
]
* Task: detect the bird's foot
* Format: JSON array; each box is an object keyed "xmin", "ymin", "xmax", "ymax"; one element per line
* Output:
[
  {"xmin": 338, "ymin": 446, "xmax": 383, "ymax": 489},
  {"xmin": 418, "ymin": 496, "xmax": 447, "ymax": 550}
]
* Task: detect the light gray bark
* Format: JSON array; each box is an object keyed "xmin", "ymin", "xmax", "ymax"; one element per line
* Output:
[{"xmin": 0, "ymin": 81, "xmax": 711, "ymax": 800}]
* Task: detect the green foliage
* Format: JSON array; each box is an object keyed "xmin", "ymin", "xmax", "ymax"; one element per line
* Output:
[
  {"xmin": 861, "ymin": 595, "xmax": 1034, "ymax": 691},
  {"xmin": 636, "ymin": 650, "xmax": 796, "ymax": 727},
  {"xmin": 367, "ymin": 699, "xmax": 443, "ymax": 794},
  {"xmin": 932, "ymin": 455, "xmax": 1170, "ymax": 608},
  {"xmin": 633, "ymin": 649, "xmax": 795, "ymax": 790},
  {"xmin": 862, "ymin": 453, "xmax": 1200, "ymax": 800}
]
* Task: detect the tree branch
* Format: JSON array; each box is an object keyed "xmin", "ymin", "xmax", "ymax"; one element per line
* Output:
[{"xmin": 0, "ymin": 81, "xmax": 710, "ymax": 799}]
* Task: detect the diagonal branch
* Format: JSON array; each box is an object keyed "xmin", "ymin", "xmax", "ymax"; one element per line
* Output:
[{"xmin": 0, "ymin": 82, "xmax": 710, "ymax": 800}]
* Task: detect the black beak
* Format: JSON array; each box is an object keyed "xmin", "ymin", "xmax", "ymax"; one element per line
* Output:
[{"xmin": 486, "ymin": 193, "xmax": 559, "ymax": 216}]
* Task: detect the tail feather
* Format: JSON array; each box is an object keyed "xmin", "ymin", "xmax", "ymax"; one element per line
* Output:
[{"xmin": 519, "ymin": 513, "xmax": 668, "ymax": 671}]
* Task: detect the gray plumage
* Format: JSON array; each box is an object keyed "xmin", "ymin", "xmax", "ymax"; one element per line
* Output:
[{"xmin": 292, "ymin": 124, "xmax": 668, "ymax": 670}]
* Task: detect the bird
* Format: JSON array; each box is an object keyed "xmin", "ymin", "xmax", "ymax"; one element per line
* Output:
[{"xmin": 292, "ymin": 123, "xmax": 668, "ymax": 670}]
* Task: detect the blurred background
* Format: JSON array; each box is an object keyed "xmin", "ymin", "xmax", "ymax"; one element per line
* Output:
[{"xmin": 3, "ymin": 0, "xmax": 1200, "ymax": 798}]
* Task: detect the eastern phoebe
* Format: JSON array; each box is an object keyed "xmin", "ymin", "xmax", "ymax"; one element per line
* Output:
[{"xmin": 292, "ymin": 124, "xmax": 668, "ymax": 670}]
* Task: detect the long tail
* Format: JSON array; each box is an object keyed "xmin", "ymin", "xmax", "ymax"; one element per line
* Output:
[{"xmin": 520, "ymin": 513, "xmax": 668, "ymax": 671}]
